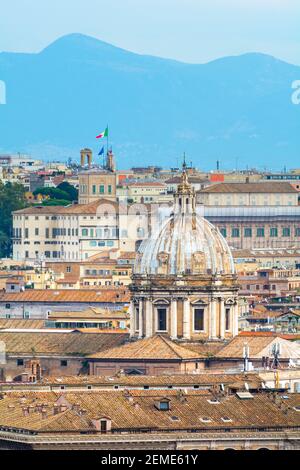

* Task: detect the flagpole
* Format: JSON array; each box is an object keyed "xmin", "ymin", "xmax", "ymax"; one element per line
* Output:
[{"xmin": 107, "ymin": 124, "xmax": 109, "ymax": 156}]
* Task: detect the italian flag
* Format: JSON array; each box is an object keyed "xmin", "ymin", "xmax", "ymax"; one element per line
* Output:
[{"xmin": 96, "ymin": 126, "xmax": 108, "ymax": 139}]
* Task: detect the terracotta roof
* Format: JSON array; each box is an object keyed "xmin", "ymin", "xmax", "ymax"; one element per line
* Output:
[
  {"xmin": 0, "ymin": 319, "xmax": 46, "ymax": 330},
  {"xmin": 180, "ymin": 342, "xmax": 225, "ymax": 357},
  {"xmin": 13, "ymin": 199, "xmax": 125, "ymax": 216},
  {"xmin": 239, "ymin": 331, "xmax": 300, "ymax": 341},
  {"xmin": 88, "ymin": 335, "xmax": 202, "ymax": 360},
  {"xmin": 40, "ymin": 372, "xmax": 261, "ymax": 388},
  {"xmin": 127, "ymin": 182, "xmax": 166, "ymax": 188},
  {"xmin": 217, "ymin": 335, "xmax": 300, "ymax": 359},
  {"xmin": 49, "ymin": 307, "xmax": 129, "ymax": 321},
  {"xmin": 165, "ymin": 176, "xmax": 208, "ymax": 184},
  {"xmin": 0, "ymin": 331, "xmax": 128, "ymax": 356},
  {"xmin": 198, "ymin": 182, "xmax": 298, "ymax": 194},
  {"xmin": 233, "ymin": 249, "xmax": 300, "ymax": 258},
  {"xmin": 0, "ymin": 289, "xmax": 130, "ymax": 303},
  {"xmin": 0, "ymin": 390, "xmax": 299, "ymax": 434},
  {"xmin": 118, "ymin": 252, "xmax": 137, "ymax": 260}
]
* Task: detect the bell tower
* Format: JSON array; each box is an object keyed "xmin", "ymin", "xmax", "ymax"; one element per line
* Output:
[{"xmin": 80, "ymin": 148, "xmax": 92, "ymax": 167}]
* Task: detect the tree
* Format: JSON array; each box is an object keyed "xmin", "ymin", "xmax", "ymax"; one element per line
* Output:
[
  {"xmin": 42, "ymin": 199, "xmax": 71, "ymax": 206},
  {"xmin": 57, "ymin": 181, "xmax": 78, "ymax": 201},
  {"xmin": 33, "ymin": 182, "xmax": 78, "ymax": 202},
  {"xmin": 33, "ymin": 187, "xmax": 70, "ymax": 200},
  {"xmin": 0, "ymin": 182, "xmax": 28, "ymax": 257}
]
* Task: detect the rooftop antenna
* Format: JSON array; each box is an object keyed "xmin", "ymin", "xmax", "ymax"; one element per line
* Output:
[
  {"xmin": 271, "ymin": 342, "xmax": 281, "ymax": 369},
  {"xmin": 216, "ymin": 160, "xmax": 220, "ymax": 171},
  {"xmin": 243, "ymin": 342, "xmax": 250, "ymax": 373}
]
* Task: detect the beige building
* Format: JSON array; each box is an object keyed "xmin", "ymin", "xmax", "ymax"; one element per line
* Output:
[
  {"xmin": 197, "ymin": 182, "xmax": 299, "ymax": 206},
  {"xmin": 78, "ymin": 149, "xmax": 117, "ymax": 204},
  {"xmin": 117, "ymin": 181, "xmax": 171, "ymax": 204},
  {"xmin": 12, "ymin": 199, "xmax": 149, "ymax": 262},
  {"xmin": 204, "ymin": 206, "xmax": 300, "ymax": 250},
  {"xmin": 79, "ymin": 170, "xmax": 117, "ymax": 205}
]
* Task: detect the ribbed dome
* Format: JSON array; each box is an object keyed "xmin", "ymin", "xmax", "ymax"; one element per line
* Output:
[
  {"xmin": 135, "ymin": 214, "xmax": 235, "ymax": 276},
  {"xmin": 134, "ymin": 168, "xmax": 235, "ymax": 277}
]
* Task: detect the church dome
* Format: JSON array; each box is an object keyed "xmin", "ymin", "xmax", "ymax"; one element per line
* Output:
[{"xmin": 134, "ymin": 168, "xmax": 235, "ymax": 277}]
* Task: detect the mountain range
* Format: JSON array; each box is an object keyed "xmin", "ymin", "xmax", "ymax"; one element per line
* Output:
[{"xmin": 0, "ymin": 33, "xmax": 299, "ymax": 170}]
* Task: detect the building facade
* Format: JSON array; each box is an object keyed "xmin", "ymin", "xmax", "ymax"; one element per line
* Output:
[{"xmin": 130, "ymin": 168, "xmax": 239, "ymax": 341}]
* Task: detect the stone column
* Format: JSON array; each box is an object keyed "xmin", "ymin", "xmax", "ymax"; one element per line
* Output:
[
  {"xmin": 138, "ymin": 298, "xmax": 143, "ymax": 338},
  {"xmin": 145, "ymin": 300, "xmax": 153, "ymax": 338},
  {"xmin": 210, "ymin": 298, "xmax": 217, "ymax": 340},
  {"xmin": 170, "ymin": 299, "xmax": 178, "ymax": 339},
  {"xmin": 233, "ymin": 301, "xmax": 239, "ymax": 336},
  {"xmin": 219, "ymin": 299, "xmax": 225, "ymax": 339},
  {"xmin": 183, "ymin": 299, "xmax": 191, "ymax": 340},
  {"xmin": 129, "ymin": 302, "xmax": 135, "ymax": 337}
]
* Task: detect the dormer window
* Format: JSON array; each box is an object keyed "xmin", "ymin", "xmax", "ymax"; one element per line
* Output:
[
  {"xmin": 200, "ymin": 417, "xmax": 212, "ymax": 423},
  {"xmin": 221, "ymin": 417, "xmax": 232, "ymax": 423},
  {"xmin": 155, "ymin": 398, "xmax": 170, "ymax": 411},
  {"xmin": 207, "ymin": 399, "xmax": 220, "ymax": 404}
]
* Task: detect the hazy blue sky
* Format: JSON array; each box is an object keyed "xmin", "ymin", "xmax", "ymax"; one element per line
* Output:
[{"xmin": 0, "ymin": 0, "xmax": 299, "ymax": 64}]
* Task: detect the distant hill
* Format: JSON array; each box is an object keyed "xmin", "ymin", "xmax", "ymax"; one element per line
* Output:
[{"xmin": 0, "ymin": 33, "xmax": 299, "ymax": 170}]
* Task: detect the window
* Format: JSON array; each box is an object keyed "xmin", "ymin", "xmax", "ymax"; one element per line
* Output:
[
  {"xmin": 256, "ymin": 227, "xmax": 265, "ymax": 237},
  {"xmin": 25, "ymin": 228, "xmax": 29, "ymax": 238},
  {"xmin": 35, "ymin": 228, "xmax": 39, "ymax": 236},
  {"xmin": 66, "ymin": 266, "xmax": 71, "ymax": 273},
  {"xmin": 82, "ymin": 229, "xmax": 88, "ymax": 236},
  {"xmin": 135, "ymin": 308, "xmax": 139, "ymax": 331},
  {"xmin": 100, "ymin": 420, "xmax": 107, "ymax": 433},
  {"xmin": 157, "ymin": 400, "xmax": 170, "ymax": 411},
  {"xmin": 225, "ymin": 307, "xmax": 230, "ymax": 331},
  {"xmin": 220, "ymin": 228, "xmax": 226, "ymax": 238},
  {"xmin": 157, "ymin": 308, "xmax": 167, "ymax": 331},
  {"xmin": 282, "ymin": 227, "xmax": 290, "ymax": 237},
  {"xmin": 244, "ymin": 228, "xmax": 252, "ymax": 237},
  {"xmin": 99, "ymin": 185, "xmax": 105, "ymax": 194},
  {"xmin": 5, "ymin": 304, "xmax": 10, "ymax": 309},
  {"xmin": 231, "ymin": 228, "xmax": 240, "ymax": 238},
  {"xmin": 108, "ymin": 185, "xmax": 112, "ymax": 194},
  {"xmin": 295, "ymin": 228, "xmax": 300, "ymax": 237},
  {"xmin": 200, "ymin": 417, "xmax": 212, "ymax": 423},
  {"xmin": 194, "ymin": 308, "xmax": 204, "ymax": 331},
  {"xmin": 92, "ymin": 185, "xmax": 96, "ymax": 194},
  {"xmin": 270, "ymin": 227, "xmax": 278, "ymax": 237},
  {"xmin": 221, "ymin": 417, "xmax": 232, "ymax": 423},
  {"xmin": 60, "ymin": 360, "xmax": 68, "ymax": 367},
  {"xmin": 17, "ymin": 359, "xmax": 24, "ymax": 366}
]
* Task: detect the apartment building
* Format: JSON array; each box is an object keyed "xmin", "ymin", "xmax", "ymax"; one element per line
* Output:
[
  {"xmin": 238, "ymin": 268, "xmax": 300, "ymax": 298},
  {"xmin": 0, "ymin": 288, "xmax": 130, "ymax": 319},
  {"xmin": 12, "ymin": 199, "xmax": 151, "ymax": 262},
  {"xmin": 204, "ymin": 206, "xmax": 300, "ymax": 250},
  {"xmin": 197, "ymin": 182, "xmax": 299, "ymax": 206}
]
